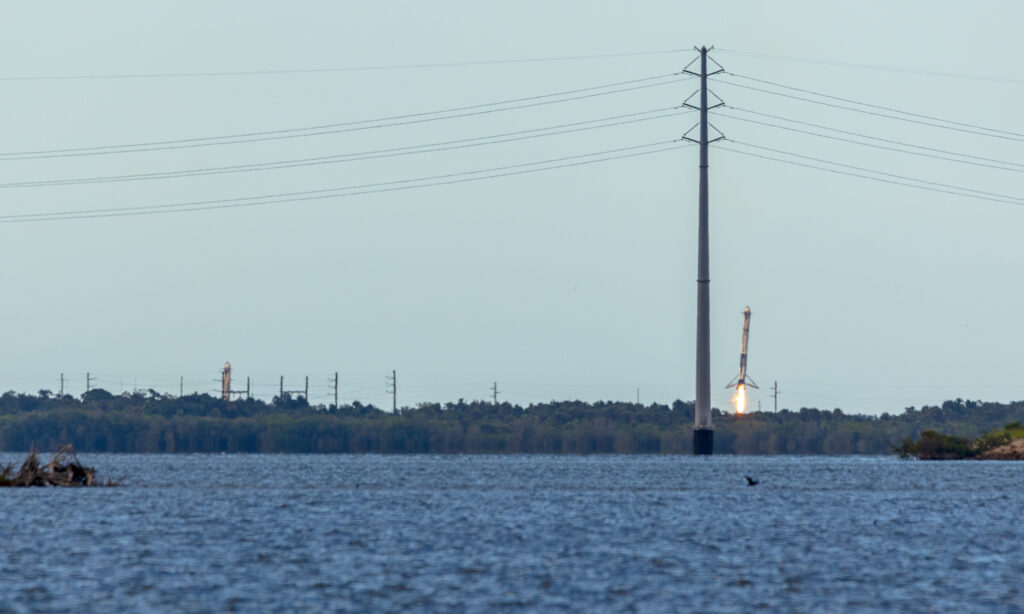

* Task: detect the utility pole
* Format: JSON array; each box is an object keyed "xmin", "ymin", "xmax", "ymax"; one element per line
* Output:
[
  {"xmin": 772, "ymin": 380, "xmax": 780, "ymax": 413},
  {"xmin": 492, "ymin": 381, "xmax": 499, "ymax": 405},
  {"xmin": 180, "ymin": 376, "xmax": 184, "ymax": 397},
  {"xmin": 333, "ymin": 372, "xmax": 339, "ymax": 408},
  {"xmin": 86, "ymin": 372, "xmax": 93, "ymax": 393},
  {"xmin": 279, "ymin": 376, "xmax": 306, "ymax": 401},
  {"xmin": 246, "ymin": 377, "xmax": 251, "ymax": 401},
  {"xmin": 386, "ymin": 370, "xmax": 397, "ymax": 414},
  {"xmin": 683, "ymin": 46, "xmax": 723, "ymax": 455},
  {"xmin": 60, "ymin": 373, "xmax": 64, "ymax": 397},
  {"xmin": 636, "ymin": 387, "xmax": 640, "ymax": 405}
]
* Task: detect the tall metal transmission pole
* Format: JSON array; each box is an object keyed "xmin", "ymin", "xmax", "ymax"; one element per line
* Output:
[
  {"xmin": 683, "ymin": 46, "xmax": 724, "ymax": 455},
  {"xmin": 492, "ymin": 381, "xmax": 499, "ymax": 405},
  {"xmin": 386, "ymin": 370, "xmax": 397, "ymax": 414},
  {"xmin": 279, "ymin": 375, "xmax": 308, "ymax": 401},
  {"xmin": 772, "ymin": 380, "xmax": 780, "ymax": 413},
  {"xmin": 333, "ymin": 372, "xmax": 339, "ymax": 408}
]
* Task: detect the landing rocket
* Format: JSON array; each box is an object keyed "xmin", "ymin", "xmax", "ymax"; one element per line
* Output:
[{"xmin": 726, "ymin": 307, "xmax": 757, "ymax": 390}]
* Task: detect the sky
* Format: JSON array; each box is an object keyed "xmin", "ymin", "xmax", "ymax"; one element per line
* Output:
[{"xmin": 0, "ymin": 1, "xmax": 1022, "ymax": 414}]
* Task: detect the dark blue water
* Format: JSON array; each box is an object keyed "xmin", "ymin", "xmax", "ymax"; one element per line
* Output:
[{"xmin": 1, "ymin": 454, "xmax": 1021, "ymax": 612}]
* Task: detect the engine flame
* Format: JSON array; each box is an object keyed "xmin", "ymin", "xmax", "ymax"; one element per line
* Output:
[{"xmin": 732, "ymin": 383, "xmax": 746, "ymax": 414}]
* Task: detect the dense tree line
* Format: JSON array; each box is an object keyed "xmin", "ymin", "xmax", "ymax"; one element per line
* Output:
[
  {"xmin": 895, "ymin": 421, "xmax": 1024, "ymax": 460},
  {"xmin": 1, "ymin": 389, "xmax": 1022, "ymax": 454}
]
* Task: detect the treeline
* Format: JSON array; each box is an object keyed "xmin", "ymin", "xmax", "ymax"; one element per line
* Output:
[
  {"xmin": 895, "ymin": 422, "xmax": 1024, "ymax": 460},
  {"xmin": 1, "ymin": 388, "xmax": 1022, "ymax": 454}
]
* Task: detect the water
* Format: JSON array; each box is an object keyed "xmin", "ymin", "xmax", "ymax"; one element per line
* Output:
[{"xmin": 1, "ymin": 454, "xmax": 1021, "ymax": 613}]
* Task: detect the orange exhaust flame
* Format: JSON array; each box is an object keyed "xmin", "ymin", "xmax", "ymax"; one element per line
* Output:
[{"xmin": 732, "ymin": 384, "xmax": 746, "ymax": 414}]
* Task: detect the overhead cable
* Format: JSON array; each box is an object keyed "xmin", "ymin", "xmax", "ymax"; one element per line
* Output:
[
  {"xmin": 714, "ymin": 49, "xmax": 1024, "ymax": 86},
  {"xmin": 0, "ymin": 108, "xmax": 689, "ymax": 189},
  {"xmin": 719, "ymin": 142, "xmax": 1024, "ymax": 208},
  {"xmin": 718, "ymin": 109, "xmax": 1024, "ymax": 173},
  {"xmin": 727, "ymin": 139, "xmax": 1024, "ymax": 202},
  {"xmin": 0, "ymin": 74, "xmax": 689, "ymax": 160},
  {"xmin": 0, "ymin": 49, "xmax": 693, "ymax": 81},
  {"xmin": 0, "ymin": 141, "xmax": 692, "ymax": 223},
  {"xmin": 724, "ymin": 72, "xmax": 1024, "ymax": 139},
  {"xmin": 712, "ymin": 77, "xmax": 1024, "ymax": 143}
]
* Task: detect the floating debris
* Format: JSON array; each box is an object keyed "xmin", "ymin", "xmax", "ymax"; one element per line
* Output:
[{"xmin": 0, "ymin": 444, "xmax": 110, "ymax": 487}]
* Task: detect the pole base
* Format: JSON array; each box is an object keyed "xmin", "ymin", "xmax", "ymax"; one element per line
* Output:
[{"xmin": 693, "ymin": 428, "xmax": 714, "ymax": 455}]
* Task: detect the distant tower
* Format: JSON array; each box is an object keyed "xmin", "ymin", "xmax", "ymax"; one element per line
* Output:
[{"xmin": 221, "ymin": 362, "xmax": 231, "ymax": 401}]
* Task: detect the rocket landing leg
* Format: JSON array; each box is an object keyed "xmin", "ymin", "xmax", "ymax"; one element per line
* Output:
[{"xmin": 693, "ymin": 428, "xmax": 714, "ymax": 455}]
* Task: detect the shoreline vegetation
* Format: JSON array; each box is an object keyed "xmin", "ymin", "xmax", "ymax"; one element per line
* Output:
[
  {"xmin": 1, "ymin": 389, "xmax": 1023, "ymax": 455},
  {"xmin": 895, "ymin": 422, "xmax": 1024, "ymax": 460}
]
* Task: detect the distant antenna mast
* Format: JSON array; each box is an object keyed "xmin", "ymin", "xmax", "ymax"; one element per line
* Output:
[
  {"xmin": 492, "ymin": 381, "xmax": 499, "ymax": 405},
  {"xmin": 386, "ymin": 370, "xmax": 397, "ymax": 413}
]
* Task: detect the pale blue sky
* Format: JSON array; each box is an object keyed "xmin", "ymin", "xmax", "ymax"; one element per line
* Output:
[{"xmin": 1, "ymin": 2, "xmax": 1022, "ymax": 412}]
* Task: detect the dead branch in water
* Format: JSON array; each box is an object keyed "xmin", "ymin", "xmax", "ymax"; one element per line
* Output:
[{"xmin": 0, "ymin": 444, "xmax": 111, "ymax": 487}]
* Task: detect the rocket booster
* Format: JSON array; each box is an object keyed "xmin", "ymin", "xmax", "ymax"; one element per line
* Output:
[{"xmin": 726, "ymin": 307, "xmax": 757, "ymax": 389}]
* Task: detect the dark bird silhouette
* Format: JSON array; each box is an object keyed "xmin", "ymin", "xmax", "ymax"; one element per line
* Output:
[{"xmin": 745, "ymin": 476, "xmax": 759, "ymax": 486}]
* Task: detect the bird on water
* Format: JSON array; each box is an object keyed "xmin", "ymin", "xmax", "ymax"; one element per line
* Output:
[{"xmin": 745, "ymin": 476, "xmax": 759, "ymax": 486}]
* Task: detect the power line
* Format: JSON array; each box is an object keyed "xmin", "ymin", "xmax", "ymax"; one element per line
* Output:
[
  {"xmin": 718, "ymin": 141, "xmax": 1024, "ymax": 208},
  {"xmin": 723, "ymin": 106, "xmax": 1024, "ymax": 169},
  {"xmin": 0, "ymin": 141, "xmax": 682, "ymax": 220},
  {"xmin": 0, "ymin": 108, "xmax": 689, "ymax": 189},
  {"xmin": 728, "ymin": 139, "xmax": 1024, "ymax": 202},
  {"xmin": 714, "ymin": 48, "xmax": 1024, "ymax": 86},
  {"xmin": 718, "ymin": 109, "xmax": 1024, "ymax": 173},
  {"xmin": 0, "ymin": 74, "xmax": 688, "ymax": 160},
  {"xmin": 0, "ymin": 141, "xmax": 692, "ymax": 223},
  {"xmin": 0, "ymin": 48, "xmax": 693, "ymax": 81},
  {"xmin": 712, "ymin": 77, "xmax": 1024, "ymax": 143},
  {"xmin": 723, "ymin": 72, "xmax": 1024, "ymax": 139}
]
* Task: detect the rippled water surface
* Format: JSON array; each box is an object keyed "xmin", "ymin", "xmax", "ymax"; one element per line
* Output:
[{"xmin": 1, "ymin": 454, "xmax": 1022, "ymax": 612}]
